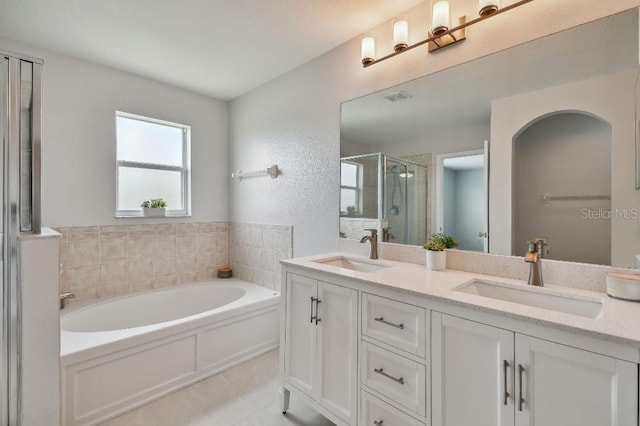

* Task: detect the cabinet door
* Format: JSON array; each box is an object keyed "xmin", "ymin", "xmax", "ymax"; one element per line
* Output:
[
  {"xmin": 432, "ymin": 313, "xmax": 515, "ymax": 426},
  {"xmin": 316, "ymin": 281, "xmax": 358, "ymax": 425},
  {"xmin": 515, "ymin": 335, "xmax": 638, "ymax": 426},
  {"xmin": 283, "ymin": 273, "xmax": 317, "ymax": 397}
]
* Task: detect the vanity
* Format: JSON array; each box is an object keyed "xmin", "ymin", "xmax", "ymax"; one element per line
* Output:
[{"xmin": 279, "ymin": 254, "xmax": 640, "ymax": 426}]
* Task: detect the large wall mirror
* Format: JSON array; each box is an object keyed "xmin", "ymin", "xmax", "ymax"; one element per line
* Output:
[{"xmin": 340, "ymin": 8, "xmax": 639, "ymax": 268}]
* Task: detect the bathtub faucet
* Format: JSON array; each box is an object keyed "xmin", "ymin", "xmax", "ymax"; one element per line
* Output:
[{"xmin": 60, "ymin": 292, "xmax": 75, "ymax": 309}]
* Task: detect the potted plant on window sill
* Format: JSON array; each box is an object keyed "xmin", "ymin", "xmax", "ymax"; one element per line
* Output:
[
  {"xmin": 423, "ymin": 233, "xmax": 458, "ymax": 271},
  {"xmin": 140, "ymin": 198, "xmax": 167, "ymax": 217}
]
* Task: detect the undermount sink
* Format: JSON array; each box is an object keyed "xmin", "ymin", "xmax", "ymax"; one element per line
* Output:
[
  {"xmin": 454, "ymin": 280, "xmax": 603, "ymax": 319},
  {"xmin": 313, "ymin": 256, "xmax": 391, "ymax": 273}
]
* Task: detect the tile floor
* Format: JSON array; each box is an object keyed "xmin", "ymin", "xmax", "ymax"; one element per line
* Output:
[{"xmin": 103, "ymin": 349, "xmax": 335, "ymax": 426}]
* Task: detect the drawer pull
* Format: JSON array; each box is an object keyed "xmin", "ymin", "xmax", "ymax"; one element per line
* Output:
[
  {"xmin": 518, "ymin": 364, "xmax": 525, "ymax": 411},
  {"xmin": 373, "ymin": 420, "xmax": 384, "ymax": 426},
  {"xmin": 503, "ymin": 360, "xmax": 510, "ymax": 405},
  {"xmin": 374, "ymin": 316, "xmax": 404, "ymax": 330},
  {"xmin": 310, "ymin": 297, "xmax": 317, "ymax": 323},
  {"xmin": 374, "ymin": 367, "xmax": 404, "ymax": 385}
]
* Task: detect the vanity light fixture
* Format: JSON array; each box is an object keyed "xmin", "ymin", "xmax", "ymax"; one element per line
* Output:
[{"xmin": 361, "ymin": 0, "xmax": 532, "ymax": 67}]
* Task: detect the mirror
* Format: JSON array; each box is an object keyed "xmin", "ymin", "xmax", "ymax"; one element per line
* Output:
[{"xmin": 340, "ymin": 8, "xmax": 639, "ymax": 267}]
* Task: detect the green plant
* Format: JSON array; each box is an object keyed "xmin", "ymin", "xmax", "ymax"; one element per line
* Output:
[
  {"xmin": 423, "ymin": 233, "xmax": 458, "ymax": 251},
  {"xmin": 140, "ymin": 198, "xmax": 167, "ymax": 209}
]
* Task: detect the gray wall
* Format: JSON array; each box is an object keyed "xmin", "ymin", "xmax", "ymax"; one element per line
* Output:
[
  {"xmin": 513, "ymin": 113, "xmax": 612, "ymax": 265},
  {"xmin": 443, "ymin": 168, "xmax": 484, "ymax": 251}
]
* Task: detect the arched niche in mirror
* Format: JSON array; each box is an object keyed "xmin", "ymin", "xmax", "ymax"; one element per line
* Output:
[{"xmin": 512, "ymin": 112, "xmax": 611, "ymax": 265}]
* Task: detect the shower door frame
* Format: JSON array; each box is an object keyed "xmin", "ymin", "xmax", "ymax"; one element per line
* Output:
[{"xmin": 0, "ymin": 50, "xmax": 43, "ymax": 425}]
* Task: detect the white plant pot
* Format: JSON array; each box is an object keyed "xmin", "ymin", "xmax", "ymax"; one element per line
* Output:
[
  {"xmin": 426, "ymin": 250, "xmax": 446, "ymax": 271},
  {"xmin": 142, "ymin": 207, "xmax": 166, "ymax": 217}
]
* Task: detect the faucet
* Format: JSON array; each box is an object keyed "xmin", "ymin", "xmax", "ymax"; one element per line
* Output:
[
  {"xmin": 360, "ymin": 229, "xmax": 378, "ymax": 260},
  {"xmin": 524, "ymin": 238, "xmax": 548, "ymax": 286},
  {"xmin": 382, "ymin": 227, "xmax": 395, "ymax": 243},
  {"xmin": 60, "ymin": 292, "xmax": 75, "ymax": 309}
]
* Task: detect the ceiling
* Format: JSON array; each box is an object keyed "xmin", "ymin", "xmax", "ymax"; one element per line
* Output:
[
  {"xmin": 340, "ymin": 9, "xmax": 638, "ymax": 146},
  {"xmin": 0, "ymin": 0, "xmax": 424, "ymax": 100}
]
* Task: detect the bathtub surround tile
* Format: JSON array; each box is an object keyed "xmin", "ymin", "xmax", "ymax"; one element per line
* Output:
[
  {"xmin": 100, "ymin": 233, "xmax": 127, "ymax": 262},
  {"xmin": 196, "ymin": 232, "xmax": 216, "ymax": 253},
  {"xmin": 154, "ymin": 256, "xmax": 177, "ymax": 277},
  {"xmin": 177, "ymin": 234, "xmax": 197, "ymax": 254},
  {"xmin": 68, "ymin": 237, "xmax": 100, "ymax": 266},
  {"xmin": 229, "ymin": 222, "xmax": 292, "ymax": 292},
  {"xmin": 53, "ymin": 221, "xmax": 229, "ymax": 303},
  {"xmin": 67, "ymin": 264, "xmax": 100, "ymax": 300},
  {"xmin": 101, "ymin": 260, "xmax": 128, "ymax": 286},
  {"xmin": 155, "ymin": 234, "xmax": 177, "ymax": 258},
  {"xmin": 128, "ymin": 236, "xmax": 155, "ymax": 259}
]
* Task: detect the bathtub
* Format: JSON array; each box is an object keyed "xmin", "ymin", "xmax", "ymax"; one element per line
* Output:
[{"xmin": 61, "ymin": 280, "xmax": 280, "ymax": 426}]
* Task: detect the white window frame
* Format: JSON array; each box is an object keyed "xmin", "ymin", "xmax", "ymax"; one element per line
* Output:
[
  {"xmin": 340, "ymin": 161, "xmax": 363, "ymax": 215},
  {"xmin": 115, "ymin": 111, "xmax": 191, "ymax": 217}
]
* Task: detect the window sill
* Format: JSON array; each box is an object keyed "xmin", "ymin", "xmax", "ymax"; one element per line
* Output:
[{"xmin": 115, "ymin": 214, "xmax": 192, "ymax": 219}]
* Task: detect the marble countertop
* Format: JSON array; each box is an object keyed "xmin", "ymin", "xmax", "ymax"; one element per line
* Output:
[{"xmin": 282, "ymin": 252, "xmax": 640, "ymax": 347}]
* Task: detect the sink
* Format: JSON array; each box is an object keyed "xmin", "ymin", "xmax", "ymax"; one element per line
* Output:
[
  {"xmin": 313, "ymin": 256, "xmax": 391, "ymax": 273},
  {"xmin": 453, "ymin": 280, "xmax": 602, "ymax": 319}
]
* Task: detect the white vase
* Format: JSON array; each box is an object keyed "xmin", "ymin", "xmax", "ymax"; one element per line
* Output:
[
  {"xmin": 426, "ymin": 250, "xmax": 446, "ymax": 271},
  {"xmin": 142, "ymin": 207, "xmax": 166, "ymax": 217}
]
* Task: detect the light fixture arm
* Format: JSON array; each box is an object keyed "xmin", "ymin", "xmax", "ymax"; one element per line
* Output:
[{"xmin": 363, "ymin": 0, "xmax": 534, "ymax": 68}]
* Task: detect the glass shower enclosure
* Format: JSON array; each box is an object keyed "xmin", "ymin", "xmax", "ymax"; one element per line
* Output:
[
  {"xmin": 0, "ymin": 51, "xmax": 42, "ymax": 425},
  {"xmin": 340, "ymin": 153, "xmax": 427, "ymax": 245}
]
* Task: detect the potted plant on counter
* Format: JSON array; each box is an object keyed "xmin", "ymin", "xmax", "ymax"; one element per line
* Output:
[
  {"xmin": 140, "ymin": 198, "xmax": 167, "ymax": 217},
  {"xmin": 423, "ymin": 233, "xmax": 458, "ymax": 271}
]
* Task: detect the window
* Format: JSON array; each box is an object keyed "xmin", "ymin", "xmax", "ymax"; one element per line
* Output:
[
  {"xmin": 116, "ymin": 111, "xmax": 191, "ymax": 217},
  {"xmin": 340, "ymin": 161, "xmax": 362, "ymax": 215}
]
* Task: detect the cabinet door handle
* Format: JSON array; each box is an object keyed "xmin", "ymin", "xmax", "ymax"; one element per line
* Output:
[
  {"xmin": 518, "ymin": 364, "xmax": 525, "ymax": 412},
  {"xmin": 373, "ymin": 420, "xmax": 384, "ymax": 426},
  {"xmin": 315, "ymin": 299, "xmax": 321, "ymax": 325},
  {"xmin": 503, "ymin": 360, "xmax": 510, "ymax": 405},
  {"xmin": 374, "ymin": 316, "xmax": 404, "ymax": 330},
  {"xmin": 310, "ymin": 297, "xmax": 316, "ymax": 323},
  {"xmin": 373, "ymin": 367, "xmax": 404, "ymax": 385}
]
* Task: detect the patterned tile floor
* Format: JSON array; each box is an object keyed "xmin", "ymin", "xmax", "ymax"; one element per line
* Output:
[{"xmin": 103, "ymin": 349, "xmax": 335, "ymax": 426}]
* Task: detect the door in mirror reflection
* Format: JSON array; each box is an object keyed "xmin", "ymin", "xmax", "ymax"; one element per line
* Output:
[{"xmin": 437, "ymin": 146, "xmax": 488, "ymax": 252}]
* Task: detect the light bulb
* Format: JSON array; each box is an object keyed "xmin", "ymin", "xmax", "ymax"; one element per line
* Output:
[
  {"xmin": 361, "ymin": 36, "xmax": 376, "ymax": 66},
  {"xmin": 432, "ymin": 1, "xmax": 450, "ymax": 36},
  {"xmin": 478, "ymin": 0, "xmax": 500, "ymax": 16},
  {"xmin": 393, "ymin": 20, "xmax": 409, "ymax": 52}
]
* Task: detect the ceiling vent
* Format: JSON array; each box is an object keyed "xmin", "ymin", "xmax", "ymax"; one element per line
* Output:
[{"xmin": 383, "ymin": 91, "xmax": 412, "ymax": 102}]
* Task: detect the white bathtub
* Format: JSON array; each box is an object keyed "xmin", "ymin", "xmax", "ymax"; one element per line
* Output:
[{"xmin": 61, "ymin": 280, "xmax": 280, "ymax": 426}]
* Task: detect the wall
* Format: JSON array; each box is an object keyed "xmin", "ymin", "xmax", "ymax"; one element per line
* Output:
[
  {"xmin": 490, "ymin": 69, "xmax": 638, "ymax": 266},
  {"xmin": 0, "ymin": 37, "xmax": 229, "ymax": 228},
  {"xmin": 513, "ymin": 113, "xmax": 612, "ymax": 265},
  {"xmin": 452, "ymin": 168, "xmax": 484, "ymax": 251},
  {"xmin": 229, "ymin": 0, "xmax": 638, "ymax": 257}
]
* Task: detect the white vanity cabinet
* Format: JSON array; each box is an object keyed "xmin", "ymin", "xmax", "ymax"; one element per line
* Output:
[
  {"xmin": 432, "ymin": 312, "xmax": 638, "ymax": 426},
  {"xmin": 282, "ymin": 273, "xmax": 358, "ymax": 425}
]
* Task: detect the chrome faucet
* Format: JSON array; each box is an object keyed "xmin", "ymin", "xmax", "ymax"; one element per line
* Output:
[
  {"xmin": 360, "ymin": 229, "xmax": 379, "ymax": 260},
  {"xmin": 524, "ymin": 238, "xmax": 548, "ymax": 287},
  {"xmin": 60, "ymin": 292, "xmax": 75, "ymax": 309}
]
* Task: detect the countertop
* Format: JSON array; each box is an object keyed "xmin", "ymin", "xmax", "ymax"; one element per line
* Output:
[{"xmin": 282, "ymin": 252, "xmax": 640, "ymax": 348}]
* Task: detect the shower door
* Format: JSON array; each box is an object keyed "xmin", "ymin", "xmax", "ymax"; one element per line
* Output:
[{"xmin": 0, "ymin": 53, "xmax": 42, "ymax": 425}]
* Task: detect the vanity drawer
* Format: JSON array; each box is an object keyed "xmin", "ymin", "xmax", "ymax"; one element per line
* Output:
[
  {"xmin": 360, "ymin": 390, "xmax": 425, "ymax": 426},
  {"xmin": 362, "ymin": 293, "xmax": 426, "ymax": 357},
  {"xmin": 361, "ymin": 341, "xmax": 426, "ymax": 417}
]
